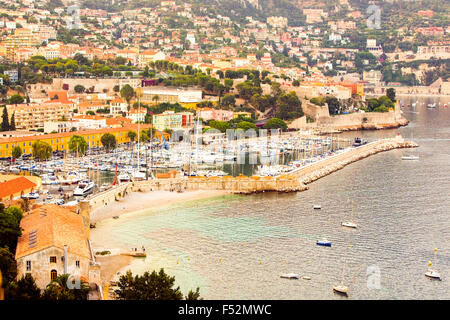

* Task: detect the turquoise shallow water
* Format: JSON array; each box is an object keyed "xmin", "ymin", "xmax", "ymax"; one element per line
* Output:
[{"xmin": 91, "ymin": 96, "xmax": 450, "ymax": 299}]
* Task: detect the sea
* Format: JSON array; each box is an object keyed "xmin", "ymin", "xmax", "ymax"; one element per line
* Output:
[{"xmin": 90, "ymin": 96, "xmax": 450, "ymax": 299}]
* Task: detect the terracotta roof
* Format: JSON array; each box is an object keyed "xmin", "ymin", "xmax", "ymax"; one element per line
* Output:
[
  {"xmin": 16, "ymin": 204, "xmax": 90, "ymax": 260},
  {"xmin": 45, "ymin": 91, "xmax": 74, "ymax": 104},
  {"xmin": 0, "ymin": 177, "xmax": 36, "ymax": 199}
]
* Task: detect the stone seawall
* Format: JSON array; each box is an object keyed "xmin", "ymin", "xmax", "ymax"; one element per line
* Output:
[
  {"xmin": 289, "ymin": 138, "xmax": 417, "ymax": 185},
  {"xmin": 132, "ymin": 175, "xmax": 306, "ymax": 194}
]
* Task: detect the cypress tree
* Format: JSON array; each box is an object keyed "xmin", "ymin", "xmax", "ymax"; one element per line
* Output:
[
  {"xmin": 10, "ymin": 112, "xmax": 15, "ymax": 131},
  {"xmin": 1, "ymin": 107, "xmax": 9, "ymax": 131}
]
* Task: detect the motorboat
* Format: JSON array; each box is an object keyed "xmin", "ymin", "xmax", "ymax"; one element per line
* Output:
[
  {"xmin": 118, "ymin": 173, "xmax": 131, "ymax": 182},
  {"xmin": 342, "ymin": 221, "xmax": 357, "ymax": 228},
  {"xmin": 352, "ymin": 137, "xmax": 367, "ymax": 147},
  {"xmin": 99, "ymin": 183, "xmax": 111, "ymax": 192},
  {"xmin": 21, "ymin": 192, "xmax": 39, "ymax": 200},
  {"xmin": 401, "ymin": 155, "xmax": 419, "ymax": 160},
  {"xmin": 280, "ymin": 273, "xmax": 300, "ymax": 279},
  {"xmin": 73, "ymin": 180, "xmax": 95, "ymax": 197},
  {"xmin": 313, "ymin": 205, "xmax": 321, "ymax": 210},
  {"xmin": 132, "ymin": 171, "xmax": 146, "ymax": 181},
  {"xmin": 317, "ymin": 239, "xmax": 332, "ymax": 247}
]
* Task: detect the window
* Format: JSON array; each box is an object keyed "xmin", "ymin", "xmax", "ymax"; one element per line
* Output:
[
  {"xmin": 26, "ymin": 261, "xmax": 31, "ymax": 271},
  {"xmin": 76, "ymin": 260, "xmax": 80, "ymax": 268},
  {"xmin": 50, "ymin": 256, "xmax": 57, "ymax": 263},
  {"xmin": 50, "ymin": 269, "xmax": 57, "ymax": 281}
]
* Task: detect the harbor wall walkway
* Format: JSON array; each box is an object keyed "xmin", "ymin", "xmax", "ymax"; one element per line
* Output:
[{"xmin": 83, "ymin": 136, "xmax": 416, "ymax": 217}]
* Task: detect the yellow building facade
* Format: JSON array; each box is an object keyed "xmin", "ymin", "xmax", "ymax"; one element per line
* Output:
[{"xmin": 0, "ymin": 124, "xmax": 151, "ymax": 158}]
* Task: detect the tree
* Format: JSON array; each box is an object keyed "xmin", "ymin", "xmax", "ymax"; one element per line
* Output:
[
  {"xmin": 185, "ymin": 287, "xmax": 202, "ymax": 300},
  {"xmin": 113, "ymin": 85, "xmax": 120, "ymax": 92},
  {"xmin": 10, "ymin": 112, "xmax": 15, "ymax": 131},
  {"xmin": 32, "ymin": 140, "xmax": 52, "ymax": 161},
  {"xmin": 0, "ymin": 205, "xmax": 23, "ymax": 253},
  {"xmin": 74, "ymin": 85, "xmax": 85, "ymax": 93},
  {"xmin": 263, "ymin": 118, "xmax": 288, "ymax": 131},
  {"xmin": 120, "ymin": 84, "xmax": 134, "ymax": 108},
  {"xmin": 0, "ymin": 246, "xmax": 17, "ymax": 286},
  {"xmin": 127, "ymin": 131, "xmax": 137, "ymax": 143},
  {"xmin": 236, "ymin": 121, "xmax": 257, "ymax": 131},
  {"xmin": 275, "ymin": 91, "xmax": 303, "ymax": 120},
  {"xmin": 6, "ymin": 274, "xmax": 41, "ymax": 300},
  {"xmin": 221, "ymin": 94, "xmax": 235, "ymax": 108},
  {"xmin": 386, "ymin": 88, "xmax": 396, "ymax": 102},
  {"xmin": 1, "ymin": 107, "xmax": 9, "ymax": 131},
  {"xmin": 325, "ymin": 96, "xmax": 341, "ymax": 115},
  {"xmin": 101, "ymin": 133, "xmax": 117, "ymax": 151},
  {"xmin": 140, "ymin": 131, "xmax": 149, "ymax": 142},
  {"xmin": 114, "ymin": 269, "xmax": 185, "ymax": 300},
  {"xmin": 12, "ymin": 146, "xmax": 22, "ymax": 160},
  {"xmin": 68, "ymin": 135, "xmax": 88, "ymax": 156},
  {"xmin": 208, "ymin": 120, "xmax": 231, "ymax": 133},
  {"xmin": 42, "ymin": 274, "xmax": 90, "ymax": 300},
  {"xmin": 8, "ymin": 94, "xmax": 24, "ymax": 105},
  {"xmin": 292, "ymin": 80, "xmax": 300, "ymax": 87}
]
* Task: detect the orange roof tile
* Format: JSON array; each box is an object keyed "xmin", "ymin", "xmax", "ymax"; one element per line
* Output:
[{"xmin": 15, "ymin": 204, "xmax": 90, "ymax": 260}]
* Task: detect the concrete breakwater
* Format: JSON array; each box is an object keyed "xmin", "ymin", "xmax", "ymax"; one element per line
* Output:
[
  {"xmin": 131, "ymin": 175, "xmax": 307, "ymax": 194},
  {"xmin": 83, "ymin": 137, "xmax": 416, "ymax": 216},
  {"xmin": 290, "ymin": 137, "xmax": 418, "ymax": 185}
]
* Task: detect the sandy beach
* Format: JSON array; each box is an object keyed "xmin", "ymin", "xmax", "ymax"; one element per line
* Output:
[{"xmin": 90, "ymin": 189, "xmax": 231, "ymax": 223}]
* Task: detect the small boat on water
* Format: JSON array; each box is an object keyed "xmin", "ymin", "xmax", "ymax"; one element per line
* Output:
[
  {"xmin": 425, "ymin": 249, "xmax": 441, "ymax": 280},
  {"xmin": 401, "ymin": 155, "xmax": 419, "ymax": 160},
  {"xmin": 427, "ymin": 103, "xmax": 437, "ymax": 109},
  {"xmin": 342, "ymin": 200, "xmax": 358, "ymax": 229},
  {"xmin": 352, "ymin": 137, "xmax": 367, "ymax": 147},
  {"xmin": 313, "ymin": 205, "xmax": 321, "ymax": 210},
  {"xmin": 280, "ymin": 273, "xmax": 300, "ymax": 279},
  {"xmin": 73, "ymin": 180, "xmax": 95, "ymax": 197},
  {"xmin": 317, "ymin": 239, "xmax": 332, "ymax": 247},
  {"xmin": 118, "ymin": 173, "xmax": 131, "ymax": 182},
  {"xmin": 333, "ymin": 284, "xmax": 349, "ymax": 296},
  {"xmin": 425, "ymin": 269, "xmax": 441, "ymax": 280},
  {"xmin": 21, "ymin": 192, "xmax": 39, "ymax": 200},
  {"xmin": 302, "ymin": 276, "xmax": 311, "ymax": 280}
]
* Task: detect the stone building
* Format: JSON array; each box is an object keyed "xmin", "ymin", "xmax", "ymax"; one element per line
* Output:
[{"xmin": 15, "ymin": 205, "xmax": 101, "ymax": 296}]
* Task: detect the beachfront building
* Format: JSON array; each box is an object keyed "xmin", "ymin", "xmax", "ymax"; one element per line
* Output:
[
  {"xmin": 0, "ymin": 124, "xmax": 151, "ymax": 157},
  {"xmin": 15, "ymin": 204, "xmax": 101, "ymax": 294},
  {"xmin": 138, "ymin": 87, "xmax": 202, "ymax": 104},
  {"xmin": 152, "ymin": 111, "xmax": 194, "ymax": 131}
]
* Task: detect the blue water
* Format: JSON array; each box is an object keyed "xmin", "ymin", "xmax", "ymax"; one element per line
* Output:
[{"xmin": 91, "ymin": 96, "xmax": 450, "ymax": 299}]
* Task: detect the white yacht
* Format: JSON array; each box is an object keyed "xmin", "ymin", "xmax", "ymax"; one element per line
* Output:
[
  {"xmin": 118, "ymin": 172, "xmax": 131, "ymax": 182},
  {"xmin": 73, "ymin": 180, "xmax": 95, "ymax": 197}
]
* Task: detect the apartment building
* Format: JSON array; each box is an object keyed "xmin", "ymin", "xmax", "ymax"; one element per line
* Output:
[
  {"xmin": 0, "ymin": 124, "xmax": 151, "ymax": 157},
  {"xmin": 152, "ymin": 110, "xmax": 194, "ymax": 131}
]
